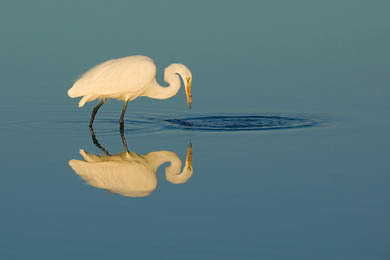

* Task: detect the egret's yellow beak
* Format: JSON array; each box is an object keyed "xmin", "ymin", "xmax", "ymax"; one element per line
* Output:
[
  {"xmin": 186, "ymin": 77, "xmax": 192, "ymax": 109},
  {"xmin": 186, "ymin": 143, "xmax": 193, "ymax": 170}
]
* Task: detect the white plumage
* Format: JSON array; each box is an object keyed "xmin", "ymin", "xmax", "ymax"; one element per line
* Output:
[
  {"xmin": 68, "ymin": 55, "xmax": 192, "ymax": 126},
  {"xmin": 69, "ymin": 145, "xmax": 193, "ymax": 197}
]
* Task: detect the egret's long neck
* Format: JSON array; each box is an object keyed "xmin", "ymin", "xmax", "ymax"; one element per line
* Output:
[
  {"xmin": 146, "ymin": 73, "xmax": 181, "ymax": 100},
  {"xmin": 145, "ymin": 151, "xmax": 192, "ymax": 184}
]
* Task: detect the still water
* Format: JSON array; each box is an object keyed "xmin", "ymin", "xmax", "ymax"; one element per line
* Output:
[{"xmin": 1, "ymin": 1, "xmax": 389, "ymax": 259}]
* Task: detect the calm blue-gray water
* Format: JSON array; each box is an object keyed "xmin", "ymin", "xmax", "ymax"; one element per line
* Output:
[{"xmin": 1, "ymin": 1, "xmax": 389, "ymax": 259}]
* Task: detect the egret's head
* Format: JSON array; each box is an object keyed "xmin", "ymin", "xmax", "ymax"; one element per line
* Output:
[{"xmin": 166, "ymin": 63, "xmax": 192, "ymax": 108}]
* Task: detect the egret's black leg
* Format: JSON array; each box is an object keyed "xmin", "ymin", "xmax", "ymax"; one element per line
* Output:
[
  {"xmin": 119, "ymin": 100, "xmax": 129, "ymax": 153},
  {"xmin": 89, "ymin": 125, "xmax": 110, "ymax": 156},
  {"xmin": 119, "ymin": 122, "xmax": 129, "ymax": 153},
  {"xmin": 119, "ymin": 100, "xmax": 128, "ymax": 125},
  {"xmin": 89, "ymin": 100, "xmax": 105, "ymax": 127}
]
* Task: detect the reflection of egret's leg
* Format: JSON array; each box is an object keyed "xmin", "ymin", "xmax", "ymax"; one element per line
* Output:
[
  {"xmin": 89, "ymin": 100, "xmax": 105, "ymax": 127},
  {"xmin": 89, "ymin": 125, "xmax": 110, "ymax": 156},
  {"xmin": 119, "ymin": 100, "xmax": 128, "ymax": 124},
  {"xmin": 120, "ymin": 123, "xmax": 129, "ymax": 153}
]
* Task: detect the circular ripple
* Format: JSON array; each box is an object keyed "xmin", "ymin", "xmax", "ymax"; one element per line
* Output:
[{"xmin": 164, "ymin": 115, "xmax": 317, "ymax": 131}]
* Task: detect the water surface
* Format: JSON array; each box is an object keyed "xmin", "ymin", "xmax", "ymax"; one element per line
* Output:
[{"xmin": 0, "ymin": 1, "xmax": 389, "ymax": 259}]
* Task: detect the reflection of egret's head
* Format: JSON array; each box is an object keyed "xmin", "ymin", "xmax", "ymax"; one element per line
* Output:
[
  {"xmin": 69, "ymin": 144, "xmax": 194, "ymax": 197},
  {"xmin": 165, "ymin": 143, "xmax": 193, "ymax": 184}
]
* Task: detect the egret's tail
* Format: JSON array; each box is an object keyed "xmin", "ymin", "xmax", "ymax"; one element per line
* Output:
[
  {"xmin": 67, "ymin": 85, "xmax": 80, "ymax": 98},
  {"xmin": 78, "ymin": 96, "xmax": 91, "ymax": 107},
  {"xmin": 68, "ymin": 81, "xmax": 86, "ymax": 107},
  {"xmin": 68, "ymin": 159, "xmax": 86, "ymax": 176},
  {"xmin": 68, "ymin": 84, "xmax": 92, "ymax": 107}
]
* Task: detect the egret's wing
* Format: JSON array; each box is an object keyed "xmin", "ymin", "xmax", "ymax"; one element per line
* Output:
[
  {"xmin": 69, "ymin": 56, "xmax": 156, "ymax": 97},
  {"xmin": 68, "ymin": 159, "xmax": 156, "ymax": 197}
]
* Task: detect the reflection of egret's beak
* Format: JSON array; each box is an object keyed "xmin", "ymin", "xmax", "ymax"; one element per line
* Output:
[
  {"xmin": 186, "ymin": 77, "xmax": 192, "ymax": 109},
  {"xmin": 186, "ymin": 143, "xmax": 193, "ymax": 170}
]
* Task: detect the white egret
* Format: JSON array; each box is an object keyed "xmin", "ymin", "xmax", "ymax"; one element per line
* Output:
[
  {"xmin": 69, "ymin": 146, "xmax": 193, "ymax": 197},
  {"xmin": 67, "ymin": 55, "xmax": 192, "ymax": 127},
  {"xmin": 69, "ymin": 127, "xmax": 193, "ymax": 198}
]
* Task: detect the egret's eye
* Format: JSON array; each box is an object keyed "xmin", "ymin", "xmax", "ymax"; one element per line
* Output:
[{"xmin": 186, "ymin": 77, "xmax": 191, "ymax": 84}]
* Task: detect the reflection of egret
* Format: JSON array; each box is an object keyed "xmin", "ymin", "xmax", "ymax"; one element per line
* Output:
[
  {"xmin": 68, "ymin": 127, "xmax": 193, "ymax": 197},
  {"xmin": 67, "ymin": 55, "xmax": 192, "ymax": 127}
]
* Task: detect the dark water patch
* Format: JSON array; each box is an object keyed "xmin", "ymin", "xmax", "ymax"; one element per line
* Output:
[
  {"xmin": 163, "ymin": 115, "xmax": 318, "ymax": 131},
  {"xmin": 4, "ymin": 113, "xmax": 319, "ymax": 137}
]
